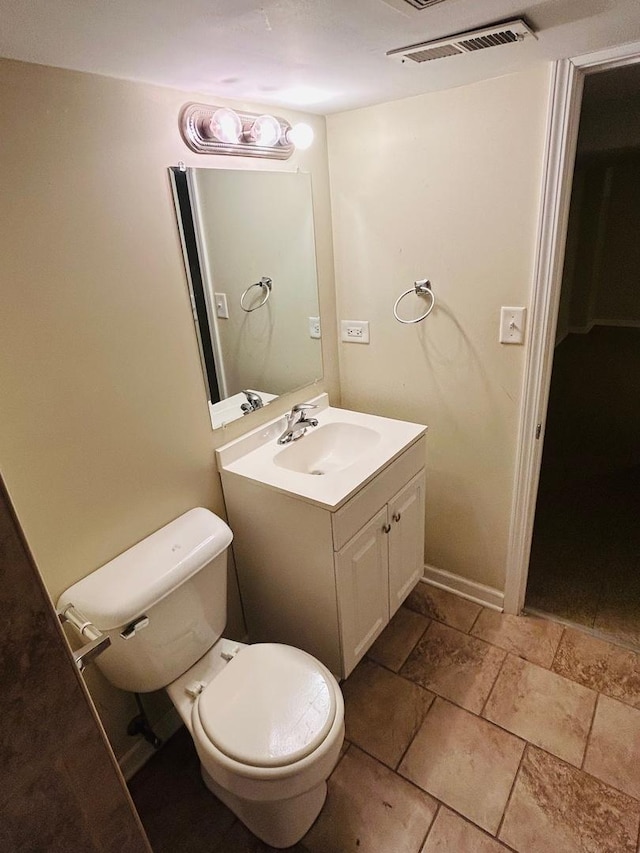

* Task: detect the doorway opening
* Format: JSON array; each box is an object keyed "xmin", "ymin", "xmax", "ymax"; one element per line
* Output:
[{"xmin": 525, "ymin": 64, "xmax": 640, "ymax": 647}]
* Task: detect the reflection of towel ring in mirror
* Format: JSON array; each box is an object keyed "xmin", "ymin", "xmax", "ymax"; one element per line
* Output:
[
  {"xmin": 393, "ymin": 279, "xmax": 436, "ymax": 324},
  {"xmin": 240, "ymin": 276, "xmax": 272, "ymax": 312}
]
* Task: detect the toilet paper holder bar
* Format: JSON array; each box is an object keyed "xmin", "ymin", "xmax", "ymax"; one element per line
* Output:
[{"xmin": 58, "ymin": 603, "xmax": 111, "ymax": 672}]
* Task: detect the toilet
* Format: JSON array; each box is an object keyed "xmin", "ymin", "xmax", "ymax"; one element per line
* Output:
[{"xmin": 57, "ymin": 507, "xmax": 345, "ymax": 849}]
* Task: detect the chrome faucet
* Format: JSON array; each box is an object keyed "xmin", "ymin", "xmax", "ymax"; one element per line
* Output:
[
  {"xmin": 240, "ymin": 390, "xmax": 263, "ymax": 414},
  {"xmin": 277, "ymin": 403, "xmax": 319, "ymax": 445}
]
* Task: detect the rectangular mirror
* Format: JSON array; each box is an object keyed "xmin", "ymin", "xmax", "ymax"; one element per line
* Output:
[{"xmin": 170, "ymin": 167, "xmax": 323, "ymax": 428}]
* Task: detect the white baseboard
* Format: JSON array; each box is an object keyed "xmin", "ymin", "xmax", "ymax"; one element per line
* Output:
[
  {"xmin": 119, "ymin": 705, "xmax": 183, "ymax": 781},
  {"xmin": 421, "ymin": 565, "xmax": 504, "ymax": 612}
]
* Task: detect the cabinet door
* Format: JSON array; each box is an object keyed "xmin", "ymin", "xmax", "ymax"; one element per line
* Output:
[
  {"xmin": 388, "ymin": 469, "xmax": 426, "ymax": 616},
  {"xmin": 336, "ymin": 507, "xmax": 390, "ymax": 677}
]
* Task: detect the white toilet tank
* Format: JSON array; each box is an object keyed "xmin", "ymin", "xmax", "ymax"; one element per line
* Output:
[{"xmin": 57, "ymin": 508, "xmax": 233, "ymax": 693}]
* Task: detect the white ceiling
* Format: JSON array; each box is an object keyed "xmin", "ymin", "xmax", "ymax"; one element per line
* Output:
[{"xmin": 1, "ymin": 0, "xmax": 639, "ymax": 114}]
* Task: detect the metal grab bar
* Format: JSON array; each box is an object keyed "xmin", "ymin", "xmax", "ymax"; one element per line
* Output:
[
  {"xmin": 58, "ymin": 603, "xmax": 111, "ymax": 672},
  {"xmin": 393, "ymin": 279, "xmax": 436, "ymax": 324},
  {"xmin": 240, "ymin": 276, "xmax": 272, "ymax": 313}
]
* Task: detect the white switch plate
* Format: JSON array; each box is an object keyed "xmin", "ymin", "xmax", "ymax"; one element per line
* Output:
[
  {"xmin": 499, "ymin": 307, "xmax": 526, "ymax": 344},
  {"xmin": 215, "ymin": 293, "xmax": 229, "ymax": 319},
  {"xmin": 341, "ymin": 320, "xmax": 370, "ymax": 344},
  {"xmin": 309, "ymin": 316, "xmax": 321, "ymax": 339}
]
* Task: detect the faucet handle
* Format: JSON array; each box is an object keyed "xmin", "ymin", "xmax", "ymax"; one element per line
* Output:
[
  {"xmin": 241, "ymin": 390, "xmax": 263, "ymax": 414},
  {"xmin": 291, "ymin": 402, "xmax": 318, "ymax": 413}
]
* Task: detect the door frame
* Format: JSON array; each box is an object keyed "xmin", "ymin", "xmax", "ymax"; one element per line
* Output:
[{"xmin": 504, "ymin": 41, "xmax": 640, "ymax": 614}]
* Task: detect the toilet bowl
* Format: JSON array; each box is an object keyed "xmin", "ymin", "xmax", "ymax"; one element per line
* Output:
[
  {"xmin": 58, "ymin": 508, "xmax": 344, "ymax": 848},
  {"xmin": 168, "ymin": 639, "xmax": 344, "ymax": 847}
]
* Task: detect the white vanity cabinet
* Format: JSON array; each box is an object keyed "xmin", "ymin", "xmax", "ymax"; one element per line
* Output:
[
  {"xmin": 219, "ymin": 432, "xmax": 426, "ymax": 679},
  {"xmin": 335, "ymin": 469, "xmax": 425, "ymax": 676}
]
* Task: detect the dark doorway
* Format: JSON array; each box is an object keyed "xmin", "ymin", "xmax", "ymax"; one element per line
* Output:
[{"xmin": 526, "ymin": 65, "xmax": 640, "ymax": 647}]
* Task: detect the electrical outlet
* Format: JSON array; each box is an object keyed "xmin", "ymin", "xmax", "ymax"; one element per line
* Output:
[
  {"xmin": 215, "ymin": 293, "xmax": 229, "ymax": 319},
  {"xmin": 499, "ymin": 307, "xmax": 526, "ymax": 344},
  {"xmin": 309, "ymin": 316, "xmax": 321, "ymax": 339},
  {"xmin": 341, "ymin": 320, "xmax": 370, "ymax": 344}
]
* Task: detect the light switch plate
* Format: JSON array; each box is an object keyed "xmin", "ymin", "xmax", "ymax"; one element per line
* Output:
[
  {"xmin": 499, "ymin": 307, "xmax": 526, "ymax": 344},
  {"xmin": 309, "ymin": 316, "xmax": 321, "ymax": 339},
  {"xmin": 215, "ymin": 293, "xmax": 229, "ymax": 319}
]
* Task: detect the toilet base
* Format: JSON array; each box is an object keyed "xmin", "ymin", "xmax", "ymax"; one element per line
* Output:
[{"xmin": 201, "ymin": 765, "xmax": 327, "ymax": 848}]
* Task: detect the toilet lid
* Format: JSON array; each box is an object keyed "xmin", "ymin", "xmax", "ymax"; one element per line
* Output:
[{"xmin": 197, "ymin": 644, "xmax": 337, "ymax": 768}]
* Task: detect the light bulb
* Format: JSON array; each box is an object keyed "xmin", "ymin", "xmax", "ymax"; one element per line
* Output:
[
  {"xmin": 287, "ymin": 123, "xmax": 314, "ymax": 151},
  {"xmin": 247, "ymin": 114, "xmax": 282, "ymax": 146},
  {"xmin": 208, "ymin": 108, "xmax": 242, "ymax": 144}
]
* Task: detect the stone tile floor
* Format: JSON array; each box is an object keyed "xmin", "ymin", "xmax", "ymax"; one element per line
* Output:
[{"xmin": 130, "ymin": 584, "xmax": 640, "ymax": 852}]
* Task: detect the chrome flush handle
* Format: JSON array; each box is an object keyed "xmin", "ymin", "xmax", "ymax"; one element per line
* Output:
[{"xmin": 58, "ymin": 603, "xmax": 112, "ymax": 672}]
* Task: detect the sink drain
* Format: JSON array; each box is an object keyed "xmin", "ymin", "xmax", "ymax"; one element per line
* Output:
[{"xmin": 309, "ymin": 469, "xmax": 325, "ymax": 476}]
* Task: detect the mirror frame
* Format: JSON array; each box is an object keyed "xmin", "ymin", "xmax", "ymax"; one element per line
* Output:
[{"xmin": 171, "ymin": 166, "xmax": 222, "ymax": 405}]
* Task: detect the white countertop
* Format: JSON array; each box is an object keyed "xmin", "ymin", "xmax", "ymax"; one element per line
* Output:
[{"xmin": 215, "ymin": 395, "xmax": 427, "ymax": 510}]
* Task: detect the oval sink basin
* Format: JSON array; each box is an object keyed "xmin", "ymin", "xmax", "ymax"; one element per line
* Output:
[{"xmin": 273, "ymin": 422, "xmax": 381, "ymax": 475}]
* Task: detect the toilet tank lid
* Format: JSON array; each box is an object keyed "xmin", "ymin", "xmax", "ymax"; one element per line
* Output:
[{"xmin": 57, "ymin": 508, "xmax": 232, "ymax": 630}]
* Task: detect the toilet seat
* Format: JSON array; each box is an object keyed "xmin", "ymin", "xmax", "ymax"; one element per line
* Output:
[{"xmin": 196, "ymin": 643, "xmax": 337, "ymax": 769}]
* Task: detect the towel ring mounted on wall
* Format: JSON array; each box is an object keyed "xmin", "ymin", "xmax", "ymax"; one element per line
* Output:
[
  {"xmin": 240, "ymin": 276, "xmax": 272, "ymax": 312},
  {"xmin": 393, "ymin": 279, "xmax": 436, "ymax": 324}
]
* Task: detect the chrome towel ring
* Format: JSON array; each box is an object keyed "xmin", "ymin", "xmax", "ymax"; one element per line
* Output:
[
  {"xmin": 240, "ymin": 276, "xmax": 272, "ymax": 313},
  {"xmin": 393, "ymin": 279, "xmax": 436, "ymax": 324}
]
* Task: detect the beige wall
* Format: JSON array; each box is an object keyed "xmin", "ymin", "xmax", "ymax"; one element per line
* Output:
[
  {"xmin": 0, "ymin": 57, "xmax": 338, "ymax": 763},
  {"xmin": 327, "ymin": 66, "xmax": 551, "ymax": 592}
]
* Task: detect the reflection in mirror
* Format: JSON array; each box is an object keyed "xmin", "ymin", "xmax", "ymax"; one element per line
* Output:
[{"xmin": 170, "ymin": 167, "xmax": 323, "ymax": 428}]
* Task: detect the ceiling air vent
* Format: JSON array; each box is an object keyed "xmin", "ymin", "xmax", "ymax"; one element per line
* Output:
[
  {"xmin": 402, "ymin": 0, "xmax": 449, "ymax": 8},
  {"xmin": 380, "ymin": 0, "xmax": 450, "ymax": 12},
  {"xmin": 387, "ymin": 18, "xmax": 536, "ymax": 64}
]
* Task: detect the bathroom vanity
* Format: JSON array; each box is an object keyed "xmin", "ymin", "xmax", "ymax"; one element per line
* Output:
[{"xmin": 216, "ymin": 396, "xmax": 426, "ymax": 678}]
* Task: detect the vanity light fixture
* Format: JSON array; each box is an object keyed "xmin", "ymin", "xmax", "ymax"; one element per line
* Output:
[
  {"xmin": 286, "ymin": 122, "xmax": 314, "ymax": 150},
  {"xmin": 246, "ymin": 114, "xmax": 282, "ymax": 147},
  {"xmin": 179, "ymin": 103, "xmax": 313, "ymax": 159},
  {"xmin": 209, "ymin": 108, "xmax": 243, "ymax": 144}
]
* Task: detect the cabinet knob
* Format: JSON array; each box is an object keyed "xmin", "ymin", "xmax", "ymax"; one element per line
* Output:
[
  {"xmin": 393, "ymin": 512, "xmax": 401, "ymax": 523},
  {"xmin": 382, "ymin": 523, "xmax": 391, "ymax": 534}
]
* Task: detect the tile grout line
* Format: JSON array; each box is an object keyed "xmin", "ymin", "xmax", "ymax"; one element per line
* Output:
[
  {"xmin": 402, "ymin": 617, "xmax": 433, "ymax": 668},
  {"xmin": 440, "ymin": 804, "xmax": 520, "ymax": 853},
  {"xmin": 406, "ymin": 590, "xmax": 482, "ymax": 637},
  {"xmin": 495, "ymin": 741, "xmax": 528, "ymax": 842},
  {"xmin": 418, "ymin": 802, "xmax": 441, "ymax": 852},
  {"xmin": 549, "ymin": 625, "xmax": 566, "ymax": 672},
  {"xmin": 479, "ymin": 649, "xmax": 509, "ymax": 719},
  {"xmin": 370, "ymin": 744, "xmax": 453, "ymax": 808},
  {"xmin": 394, "ymin": 621, "xmax": 513, "ymax": 721},
  {"xmin": 467, "ymin": 606, "xmax": 484, "ymax": 635},
  {"xmin": 545, "ymin": 624, "xmax": 640, "ymax": 707},
  {"xmin": 580, "ymin": 691, "xmax": 600, "ymax": 771},
  {"xmin": 393, "ymin": 692, "xmax": 438, "ymax": 773},
  {"xmin": 367, "ymin": 615, "xmax": 432, "ymax": 675},
  {"xmin": 528, "ymin": 605, "xmax": 640, "ymax": 656},
  {"xmin": 528, "ymin": 739, "xmax": 640, "ymax": 809},
  {"xmin": 394, "ymin": 619, "xmax": 435, "ymax": 683}
]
